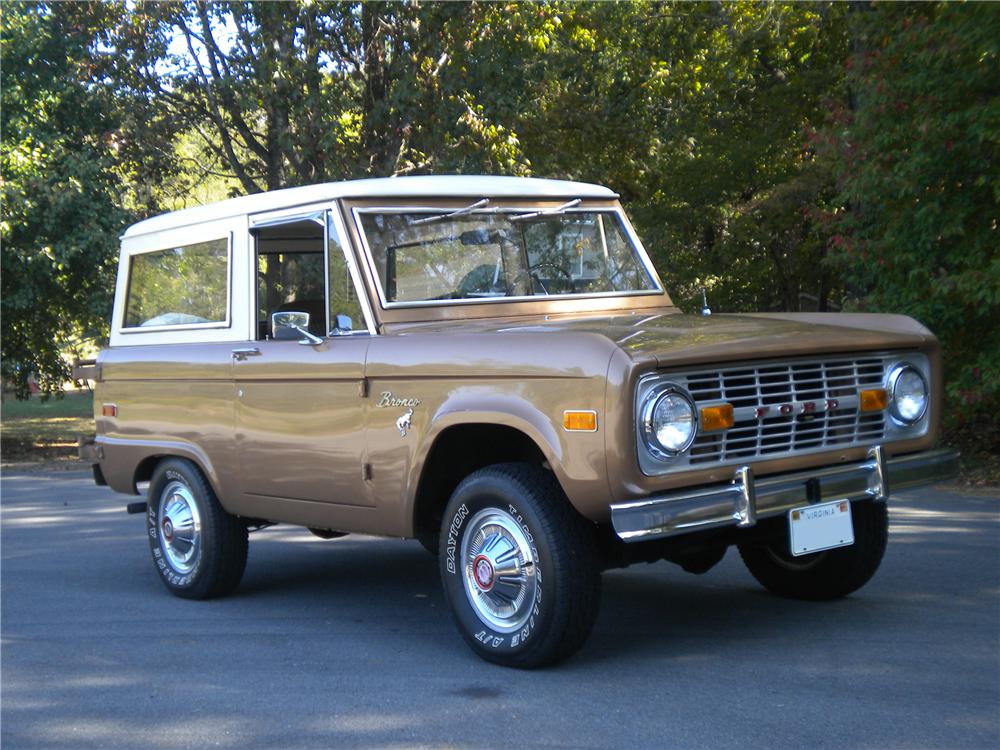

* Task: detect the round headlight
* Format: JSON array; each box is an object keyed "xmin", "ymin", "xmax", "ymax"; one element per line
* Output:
[
  {"xmin": 888, "ymin": 364, "xmax": 928, "ymax": 424},
  {"xmin": 642, "ymin": 387, "xmax": 697, "ymax": 457}
]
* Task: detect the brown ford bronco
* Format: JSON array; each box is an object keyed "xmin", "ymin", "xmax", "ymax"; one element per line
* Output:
[{"xmin": 79, "ymin": 176, "xmax": 958, "ymax": 668}]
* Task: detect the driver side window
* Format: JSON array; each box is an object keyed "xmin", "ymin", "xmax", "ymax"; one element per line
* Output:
[{"xmin": 253, "ymin": 212, "xmax": 366, "ymax": 340}]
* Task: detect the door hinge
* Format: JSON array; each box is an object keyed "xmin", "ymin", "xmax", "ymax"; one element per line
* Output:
[
  {"xmin": 361, "ymin": 463, "xmax": 372, "ymax": 482},
  {"xmin": 359, "ymin": 377, "xmax": 370, "ymax": 398}
]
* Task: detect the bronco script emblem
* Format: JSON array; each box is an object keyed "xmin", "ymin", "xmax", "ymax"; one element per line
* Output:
[{"xmin": 376, "ymin": 391, "xmax": 421, "ymax": 409}]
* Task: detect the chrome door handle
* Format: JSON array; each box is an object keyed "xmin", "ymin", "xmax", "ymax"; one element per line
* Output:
[{"xmin": 231, "ymin": 347, "xmax": 261, "ymax": 362}]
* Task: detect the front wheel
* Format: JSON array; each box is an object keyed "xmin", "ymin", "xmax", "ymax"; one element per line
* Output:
[
  {"xmin": 147, "ymin": 458, "xmax": 248, "ymax": 599},
  {"xmin": 737, "ymin": 500, "xmax": 889, "ymax": 600},
  {"xmin": 439, "ymin": 463, "xmax": 601, "ymax": 669}
]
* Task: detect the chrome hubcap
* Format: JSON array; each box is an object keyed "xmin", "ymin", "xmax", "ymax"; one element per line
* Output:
[
  {"xmin": 461, "ymin": 508, "xmax": 537, "ymax": 633},
  {"xmin": 157, "ymin": 481, "xmax": 202, "ymax": 575}
]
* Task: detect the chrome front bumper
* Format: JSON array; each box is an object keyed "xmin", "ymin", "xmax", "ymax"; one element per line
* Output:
[{"xmin": 610, "ymin": 447, "xmax": 959, "ymax": 543}]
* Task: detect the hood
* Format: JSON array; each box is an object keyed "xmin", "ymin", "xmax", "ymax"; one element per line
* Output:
[{"xmin": 389, "ymin": 309, "xmax": 934, "ymax": 368}]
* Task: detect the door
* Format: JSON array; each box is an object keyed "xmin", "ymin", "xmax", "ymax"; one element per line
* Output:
[{"xmin": 234, "ymin": 207, "xmax": 373, "ymax": 510}]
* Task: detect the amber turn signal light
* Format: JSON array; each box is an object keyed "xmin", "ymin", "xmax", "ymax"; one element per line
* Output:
[
  {"xmin": 563, "ymin": 410, "xmax": 598, "ymax": 432},
  {"xmin": 859, "ymin": 389, "xmax": 888, "ymax": 412},
  {"xmin": 101, "ymin": 404, "xmax": 117, "ymax": 417},
  {"xmin": 700, "ymin": 403, "xmax": 734, "ymax": 431}
]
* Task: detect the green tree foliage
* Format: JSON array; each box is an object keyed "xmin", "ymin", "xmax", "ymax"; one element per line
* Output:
[
  {"xmin": 98, "ymin": 0, "xmax": 531, "ymax": 192},
  {"xmin": 3, "ymin": 0, "xmax": 995, "ymax": 440},
  {"xmin": 93, "ymin": 0, "xmax": 853, "ymax": 317},
  {"xmin": 486, "ymin": 1, "xmax": 850, "ymax": 313},
  {"xmin": 1, "ymin": 2, "xmax": 129, "ymax": 397},
  {"xmin": 826, "ymin": 1, "xmax": 999, "ymax": 433}
]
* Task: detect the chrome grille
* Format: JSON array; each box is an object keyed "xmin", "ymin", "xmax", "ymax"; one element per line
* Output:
[{"xmin": 685, "ymin": 356, "xmax": 887, "ymax": 465}]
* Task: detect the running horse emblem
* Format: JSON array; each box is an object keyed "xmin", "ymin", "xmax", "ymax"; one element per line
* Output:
[{"xmin": 396, "ymin": 408, "xmax": 413, "ymax": 438}]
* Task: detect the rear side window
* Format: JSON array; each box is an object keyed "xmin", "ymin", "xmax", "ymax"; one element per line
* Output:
[{"xmin": 124, "ymin": 238, "xmax": 230, "ymax": 328}]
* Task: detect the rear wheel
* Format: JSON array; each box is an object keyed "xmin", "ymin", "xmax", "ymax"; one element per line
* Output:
[
  {"xmin": 147, "ymin": 458, "xmax": 248, "ymax": 599},
  {"xmin": 439, "ymin": 463, "xmax": 601, "ymax": 668},
  {"xmin": 738, "ymin": 500, "xmax": 889, "ymax": 600}
]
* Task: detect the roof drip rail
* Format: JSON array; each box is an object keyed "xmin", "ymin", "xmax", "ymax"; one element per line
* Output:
[{"xmin": 409, "ymin": 198, "xmax": 491, "ymax": 226}]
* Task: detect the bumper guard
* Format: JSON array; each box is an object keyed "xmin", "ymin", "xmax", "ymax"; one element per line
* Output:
[{"xmin": 610, "ymin": 446, "xmax": 959, "ymax": 543}]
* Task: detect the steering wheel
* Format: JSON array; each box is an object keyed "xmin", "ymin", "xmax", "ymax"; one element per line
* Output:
[{"xmin": 509, "ymin": 262, "xmax": 573, "ymax": 296}]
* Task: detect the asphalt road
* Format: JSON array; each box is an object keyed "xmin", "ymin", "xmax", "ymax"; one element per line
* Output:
[{"xmin": 2, "ymin": 470, "xmax": 998, "ymax": 750}]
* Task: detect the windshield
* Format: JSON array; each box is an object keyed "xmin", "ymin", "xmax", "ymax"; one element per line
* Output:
[{"xmin": 357, "ymin": 209, "xmax": 657, "ymax": 304}]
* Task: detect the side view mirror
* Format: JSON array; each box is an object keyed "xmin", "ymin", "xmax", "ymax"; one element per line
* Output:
[
  {"xmin": 272, "ymin": 311, "xmax": 322, "ymax": 345},
  {"xmin": 331, "ymin": 313, "xmax": 353, "ymax": 335}
]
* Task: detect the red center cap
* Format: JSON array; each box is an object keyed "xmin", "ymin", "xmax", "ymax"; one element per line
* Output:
[
  {"xmin": 162, "ymin": 519, "xmax": 174, "ymax": 541},
  {"xmin": 472, "ymin": 554, "xmax": 495, "ymax": 591}
]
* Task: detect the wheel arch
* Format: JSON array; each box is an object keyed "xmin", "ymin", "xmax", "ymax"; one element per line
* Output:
[
  {"xmin": 107, "ymin": 438, "xmax": 224, "ymax": 500},
  {"xmin": 410, "ymin": 421, "xmax": 553, "ymax": 550}
]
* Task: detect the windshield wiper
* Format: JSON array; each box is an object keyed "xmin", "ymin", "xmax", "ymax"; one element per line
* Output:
[
  {"xmin": 409, "ymin": 198, "xmax": 491, "ymax": 226},
  {"xmin": 509, "ymin": 198, "xmax": 582, "ymax": 222}
]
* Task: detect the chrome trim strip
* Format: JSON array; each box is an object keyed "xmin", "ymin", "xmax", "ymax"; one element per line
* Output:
[
  {"xmin": 611, "ymin": 447, "xmax": 959, "ymax": 542},
  {"xmin": 330, "ymin": 204, "xmax": 378, "ymax": 336},
  {"xmin": 374, "ymin": 289, "xmax": 665, "ymax": 311},
  {"xmin": 350, "ymin": 204, "xmax": 665, "ymax": 310},
  {"xmin": 322, "ymin": 208, "xmax": 332, "ymax": 334}
]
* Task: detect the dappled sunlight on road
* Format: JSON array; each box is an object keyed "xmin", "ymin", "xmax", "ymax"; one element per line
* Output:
[{"xmin": 1, "ymin": 471, "xmax": 997, "ymax": 749}]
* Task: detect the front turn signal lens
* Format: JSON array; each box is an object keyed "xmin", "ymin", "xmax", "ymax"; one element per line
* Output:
[
  {"xmin": 859, "ymin": 388, "xmax": 888, "ymax": 412},
  {"xmin": 563, "ymin": 410, "xmax": 598, "ymax": 432},
  {"xmin": 700, "ymin": 403, "xmax": 734, "ymax": 431}
]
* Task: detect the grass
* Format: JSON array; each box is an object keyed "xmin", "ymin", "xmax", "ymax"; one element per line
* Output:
[{"xmin": 1, "ymin": 391, "xmax": 95, "ymax": 464}]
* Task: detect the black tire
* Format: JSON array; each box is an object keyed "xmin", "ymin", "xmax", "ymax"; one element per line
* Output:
[
  {"xmin": 416, "ymin": 530, "xmax": 439, "ymax": 557},
  {"xmin": 147, "ymin": 458, "xmax": 248, "ymax": 599},
  {"xmin": 439, "ymin": 463, "xmax": 601, "ymax": 668},
  {"xmin": 737, "ymin": 500, "xmax": 888, "ymax": 600}
]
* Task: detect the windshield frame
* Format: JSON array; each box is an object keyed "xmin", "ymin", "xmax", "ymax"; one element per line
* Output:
[{"xmin": 350, "ymin": 201, "xmax": 665, "ymax": 311}]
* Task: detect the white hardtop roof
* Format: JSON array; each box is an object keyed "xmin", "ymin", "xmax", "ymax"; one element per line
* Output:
[{"xmin": 122, "ymin": 175, "xmax": 618, "ymax": 238}]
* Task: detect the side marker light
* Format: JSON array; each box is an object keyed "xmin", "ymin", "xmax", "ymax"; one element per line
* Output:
[{"xmin": 563, "ymin": 411, "xmax": 598, "ymax": 432}]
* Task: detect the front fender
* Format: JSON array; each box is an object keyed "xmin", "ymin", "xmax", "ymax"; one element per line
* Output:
[{"xmin": 393, "ymin": 385, "xmax": 609, "ymax": 534}]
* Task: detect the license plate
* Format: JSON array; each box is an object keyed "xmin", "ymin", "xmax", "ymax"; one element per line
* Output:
[{"xmin": 788, "ymin": 500, "xmax": 855, "ymax": 556}]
